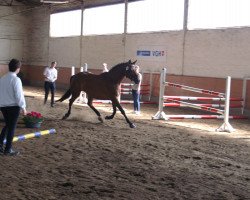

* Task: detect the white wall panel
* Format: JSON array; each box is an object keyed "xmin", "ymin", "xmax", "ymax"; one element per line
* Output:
[
  {"xmin": 0, "ymin": 39, "xmax": 23, "ymax": 62},
  {"xmin": 10, "ymin": 39, "xmax": 23, "ymax": 60},
  {"xmin": 0, "ymin": 39, "xmax": 10, "ymax": 61},
  {"xmin": 81, "ymin": 34, "xmax": 124, "ymax": 69},
  {"xmin": 0, "ymin": 7, "xmax": 28, "ymax": 64},
  {"xmin": 49, "ymin": 37, "xmax": 81, "ymax": 67},
  {"xmin": 184, "ymin": 28, "xmax": 250, "ymax": 78}
]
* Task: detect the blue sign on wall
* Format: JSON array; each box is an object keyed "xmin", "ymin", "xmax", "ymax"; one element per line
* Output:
[{"xmin": 137, "ymin": 50, "xmax": 151, "ymax": 56}]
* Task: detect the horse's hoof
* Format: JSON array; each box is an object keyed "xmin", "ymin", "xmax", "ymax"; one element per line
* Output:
[
  {"xmin": 130, "ymin": 123, "xmax": 136, "ymax": 128},
  {"xmin": 62, "ymin": 116, "xmax": 67, "ymax": 120},
  {"xmin": 105, "ymin": 116, "xmax": 113, "ymax": 120},
  {"xmin": 98, "ymin": 116, "xmax": 104, "ymax": 123}
]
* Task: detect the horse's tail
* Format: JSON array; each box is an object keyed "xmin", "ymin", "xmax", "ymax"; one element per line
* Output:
[
  {"xmin": 56, "ymin": 75, "xmax": 75, "ymax": 102},
  {"xmin": 56, "ymin": 89, "xmax": 71, "ymax": 102}
]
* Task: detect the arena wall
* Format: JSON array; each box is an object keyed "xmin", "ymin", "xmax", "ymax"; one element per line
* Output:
[
  {"xmin": 0, "ymin": 6, "xmax": 29, "ymax": 66},
  {"xmin": 0, "ymin": 8, "xmax": 249, "ymax": 113}
]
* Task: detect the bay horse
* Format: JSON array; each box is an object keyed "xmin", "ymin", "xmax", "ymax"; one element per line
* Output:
[{"xmin": 56, "ymin": 60, "xmax": 138, "ymax": 128}]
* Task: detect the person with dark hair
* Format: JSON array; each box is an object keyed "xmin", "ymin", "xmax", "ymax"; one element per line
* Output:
[
  {"xmin": 0, "ymin": 58, "xmax": 27, "ymax": 156},
  {"xmin": 43, "ymin": 61, "xmax": 58, "ymax": 107},
  {"xmin": 131, "ymin": 65, "xmax": 142, "ymax": 115}
]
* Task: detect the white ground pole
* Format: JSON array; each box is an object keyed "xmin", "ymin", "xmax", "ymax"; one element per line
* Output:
[
  {"xmin": 152, "ymin": 68, "xmax": 168, "ymax": 120},
  {"xmin": 216, "ymin": 76, "xmax": 235, "ymax": 133},
  {"xmin": 241, "ymin": 77, "xmax": 250, "ymax": 114}
]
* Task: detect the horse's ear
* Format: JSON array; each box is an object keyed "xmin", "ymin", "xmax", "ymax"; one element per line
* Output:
[
  {"xmin": 128, "ymin": 60, "xmax": 132, "ymax": 64},
  {"xmin": 132, "ymin": 60, "xmax": 137, "ymax": 65}
]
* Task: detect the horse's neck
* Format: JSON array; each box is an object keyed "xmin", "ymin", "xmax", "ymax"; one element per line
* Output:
[{"xmin": 108, "ymin": 68, "xmax": 125, "ymax": 84}]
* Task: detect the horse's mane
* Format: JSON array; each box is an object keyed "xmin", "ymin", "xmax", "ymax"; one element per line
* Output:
[{"xmin": 108, "ymin": 62, "xmax": 126, "ymax": 73}]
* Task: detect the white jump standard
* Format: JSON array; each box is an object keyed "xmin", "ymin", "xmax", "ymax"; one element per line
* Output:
[{"xmin": 152, "ymin": 68, "xmax": 245, "ymax": 133}]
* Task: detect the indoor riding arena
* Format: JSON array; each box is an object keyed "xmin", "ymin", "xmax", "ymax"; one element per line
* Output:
[{"xmin": 0, "ymin": 0, "xmax": 250, "ymax": 200}]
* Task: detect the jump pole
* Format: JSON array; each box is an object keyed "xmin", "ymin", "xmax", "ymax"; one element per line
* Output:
[
  {"xmin": 3, "ymin": 129, "xmax": 56, "ymax": 144},
  {"xmin": 165, "ymin": 82, "xmax": 225, "ymax": 97},
  {"xmin": 164, "ymin": 102, "xmax": 242, "ymax": 108},
  {"xmin": 163, "ymin": 96, "xmax": 243, "ymax": 101}
]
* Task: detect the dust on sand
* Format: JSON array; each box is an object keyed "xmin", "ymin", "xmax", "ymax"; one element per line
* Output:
[{"xmin": 0, "ymin": 86, "xmax": 249, "ymax": 200}]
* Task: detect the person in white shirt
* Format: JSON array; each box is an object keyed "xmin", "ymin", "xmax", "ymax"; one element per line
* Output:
[
  {"xmin": 131, "ymin": 65, "xmax": 142, "ymax": 115},
  {"xmin": 43, "ymin": 61, "xmax": 58, "ymax": 107},
  {"xmin": 102, "ymin": 63, "xmax": 109, "ymax": 73},
  {"xmin": 0, "ymin": 59, "xmax": 27, "ymax": 156}
]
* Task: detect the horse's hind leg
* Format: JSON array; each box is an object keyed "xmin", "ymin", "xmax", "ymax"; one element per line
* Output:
[
  {"xmin": 62, "ymin": 93, "xmax": 78, "ymax": 120},
  {"xmin": 113, "ymin": 99, "xmax": 135, "ymax": 128},
  {"xmin": 105, "ymin": 103, "xmax": 116, "ymax": 120},
  {"xmin": 87, "ymin": 97, "xmax": 103, "ymax": 123}
]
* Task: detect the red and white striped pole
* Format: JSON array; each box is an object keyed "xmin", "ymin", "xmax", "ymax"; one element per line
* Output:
[
  {"xmin": 165, "ymin": 99, "xmax": 224, "ymax": 114},
  {"xmin": 163, "ymin": 102, "xmax": 242, "ymax": 108},
  {"xmin": 163, "ymin": 96, "xmax": 243, "ymax": 101},
  {"xmin": 164, "ymin": 115, "xmax": 246, "ymax": 119},
  {"xmin": 165, "ymin": 82, "xmax": 225, "ymax": 97}
]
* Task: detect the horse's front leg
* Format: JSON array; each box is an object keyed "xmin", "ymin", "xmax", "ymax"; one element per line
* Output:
[
  {"xmin": 113, "ymin": 99, "xmax": 136, "ymax": 128},
  {"xmin": 62, "ymin": 94, "xmax": 78, "ymax": 120},
  {"xmin": 87, "ymin": 97, "xmax": 103, "ymax": 123},
  {"xmin": 105, "ymin": 103, "xmax": 116, "ymax": 120}
]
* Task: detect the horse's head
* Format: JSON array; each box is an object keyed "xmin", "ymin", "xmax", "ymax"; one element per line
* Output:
[{"xmin": 125, "ymin": 60, "xmax": 138, "ymax": 81}]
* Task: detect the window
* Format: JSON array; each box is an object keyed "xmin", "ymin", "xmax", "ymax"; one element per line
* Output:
[
  {"xmin": 83, "ymin": 4, "xmax": 125, "ymax": 35},
  {"xmin": 50, "ymin": 10, "xmax": 81, "ymax": 37},
  {"xmin": 127, "ymin": 0, "xmax": 184, "ymax": 33},
  {"xmin": 188, "ymin": 0, "xmax": 250, "ymax": 30}
]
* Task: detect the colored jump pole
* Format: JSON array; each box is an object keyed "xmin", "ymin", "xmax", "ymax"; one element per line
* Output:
[
  {"xmin": 165, "ymin": 82, "xmax": 225, "ymax": 97},
  {"xmin": 3, "ymin": 129, "xmax": 56, "ymax": 144}
]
